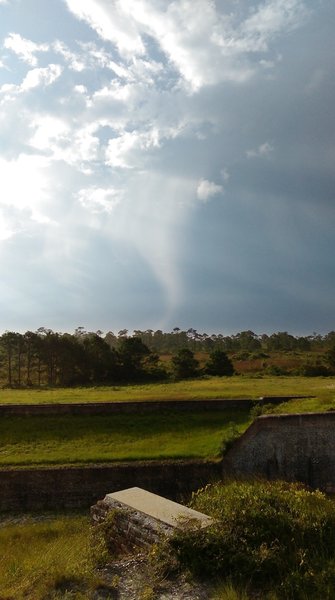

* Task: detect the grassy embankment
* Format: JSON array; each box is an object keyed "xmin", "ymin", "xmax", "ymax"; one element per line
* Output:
[
  {"xmin": 0, "ymin": 410, "xmax": 249, "ymax": 466},
  {"xmin": 0, "ymin": 376, "xmax": 334, "ymax": 466},
  {"xmin": 0, "ymin": 375, "xmax": 334, "ymax": 404}
]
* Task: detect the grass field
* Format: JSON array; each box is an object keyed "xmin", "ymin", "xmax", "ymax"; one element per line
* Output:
[
  {"xmin": 0, "ymin": 410, "xmax": 250, "ymax": 466},
  {"xmin": 0, "ymin": 376, "xmax": 334, "ymax": 466},
  {"xmin": 0, "ymin": 514, "xmax": 94, "ymax": 599},
  {"xmin": 0, "ymin": 375, "xmax": 334, "ymax": 404}
]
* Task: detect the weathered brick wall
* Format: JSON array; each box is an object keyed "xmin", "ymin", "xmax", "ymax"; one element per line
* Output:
[
  {"xmin": 222, "ymin": 412, "xmax": 335, "ymax": 493},
  {"xmin": 0, "ymin": 396, "xmax": 303, "ymax": 417},
  {"xmin": 0, "ymin": 399, "xmax": 253, "ymax": 416},
  {"xmin": 0, "ymin": 459, "xmax": 222, "ymax": 511},
  {"xmin": 91, "ymin": 498, "xmax": 173, "ymax": 553}
]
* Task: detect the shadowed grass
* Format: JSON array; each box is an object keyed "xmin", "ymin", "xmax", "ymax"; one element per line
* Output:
[
  {"xmin": 0, "ymin": 376, "xmax": 334, "ymax": 405},
  {"xmin": 0, "ymin": 410, "xmax": 250, "ymax": 466}
]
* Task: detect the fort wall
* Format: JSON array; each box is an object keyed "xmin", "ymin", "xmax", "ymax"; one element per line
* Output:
[
  {"xmin": 223, "ymin": 412, "xmax": 335, "ymax": 493},
  {"xmin": 0, "ymin": 396, "xmax": 303, "ymax": 416},
  {"xmin": 0, "ymin": 459, "xmax": 222, "ymax": 512}
]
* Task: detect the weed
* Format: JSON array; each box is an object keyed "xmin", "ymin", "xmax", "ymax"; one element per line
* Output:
[{"xmin": 139, "ymin": 586, "xmax": 155, "ymax": 600}]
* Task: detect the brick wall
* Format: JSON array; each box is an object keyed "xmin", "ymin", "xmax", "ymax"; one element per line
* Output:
[
  {"xmin": 91, "ymin": 498, "xmax": 173, "ymax": 553},
  {"xmin": 0, "ymin": 459, "xmax": 222, "ymax": 512},
  {"xmin": 0, "ymin": 396, "xmax": 304, "ymax": 417},
  {"xmin": 222, "ymin": 412, "xmax": 335, "ymax": 493}
]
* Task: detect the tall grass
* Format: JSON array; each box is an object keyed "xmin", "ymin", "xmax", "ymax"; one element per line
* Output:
[{"xmin": 0, "ymin": 515, "xmax": 95, "ymax": 599}]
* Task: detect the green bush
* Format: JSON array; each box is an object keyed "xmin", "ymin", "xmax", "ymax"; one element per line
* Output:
[
  {"xmin": 205, "ymin": 350, "xmax": 234, "ymax": 377},
  {"xmin": 300, "ymin": 363, "xmax": 331, "ymax": 377},
  {"xmin": 170, "ymin": 480, "xmax": 335, "ymax": 599},
  {"xmin": 171, "ymin": 348, "xmax": 200, "ymax": 379}
]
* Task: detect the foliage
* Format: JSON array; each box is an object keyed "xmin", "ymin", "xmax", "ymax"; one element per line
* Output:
[
  {"xmin": 325, "ymin": 344, "xmax": 335, "ymax": 373},
  {"xmin": 171, "ymin": 348, "xmax": 200, "ymax": 379},
  {"xmin": 0, "ymin": 326, "xmax": 335, "ymax": 386},
  {"xmin": 205, "ymin": 350, "xmax": 234, "ymax": 377},
  {"xmin": 300, "ymin": 363, "xmax": 331, "ymax": 377},
  {"xmin": 0, "ymin": 330, "xmax": 166, "ymax": 388},
  {"xmin": 90, "ymin": 509, "xmax": 123, "ymax": 565},
  {"xmin": 170, "ymin": 480, "xmax": 335, "ymax": 599}
]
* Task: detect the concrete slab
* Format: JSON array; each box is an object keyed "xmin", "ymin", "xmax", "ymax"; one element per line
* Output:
[{"xmin": 105, "ymin": 487, "xmax": 213, "ymax": 529}]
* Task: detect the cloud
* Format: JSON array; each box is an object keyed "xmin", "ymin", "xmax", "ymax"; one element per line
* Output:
[
  {"xmin": 3, "ymin": 33, "xmax": 49, "ymax": 66},
  {"xmin": 2, "ymin": 0, "xmax": 333, "ymax": 335},
  {"xmin": 77, "ymin": 186, "xmax": 123, "ymax": 214},
  {"xmin": 241, "ymin": 0, "xmax": 308, "ymax": 51},
  {"xmin": 20, "ymin": 64, "xmax": 63, "ymax": 90},
  {"xmin": 0, "ymin": 154, "xmax": 55, "ymax": 231},
  {"xmin": 64, "ymin": 0, "xmax": 145, "ymax": 58},
  {"xmin": 29, "ymin": 117, "xmax": 99, "ymax": 171},
  {"xmin": 197, "ymin": 178, "xmax": 223, "ymax": 202},
  {"xmin": 246, "ymin": 142, "xmax": 274, "ymax": 158},
  {"xmin": 64, "ymin": 0, "xmax": 307, "ymax": 91}
]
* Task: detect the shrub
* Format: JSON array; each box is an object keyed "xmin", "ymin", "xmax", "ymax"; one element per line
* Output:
[
  {"xmin": 264, "ymin": 365, "xmax": 289, "ymax": 376},
  {"xmin": 171, "ymin": 348, "xmax": 200, "ymax": 379},
  {"xmin": 300, "ymin": 363, "xmax": 331, "ymax": 377},
  {"xmin": 205, "ymin": 350, "xmax": 234, "ymax": 377},
  {"xmin": 169, "ymin": 480, "xmax": 335, "ymax": 599}
]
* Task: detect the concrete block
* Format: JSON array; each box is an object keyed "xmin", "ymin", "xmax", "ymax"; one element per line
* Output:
[{"xmin": 105, "ymin": 486, "xmax": 213, "ymax": 529}]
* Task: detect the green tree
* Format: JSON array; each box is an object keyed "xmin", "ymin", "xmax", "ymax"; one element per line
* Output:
[
  {"xmin": 118, "ymin": 336, "xmax": 151, "ymax": 380},
  {"xmin": 205, "ymin": 349, "xmax": 234, "ymax": 376},
  {"xmin": 171, "ymin": 348, "xmax": 199, "ymax": 379},
  {"xmin": 325, "ymin": 344, "xmax": 335, "ymax": 374}
]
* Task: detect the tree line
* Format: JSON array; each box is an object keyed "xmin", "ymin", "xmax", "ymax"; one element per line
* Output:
[
  {"xmin": 105, "ymin": 328, "xmax": 335, "ymax": 353},
  {"xmin": 0, "ymin": 328, "xmax": 234, "ymax": 387},
  {"xmin": 0, "ymin": 326, "xmax": 334, "ymax": 388}
]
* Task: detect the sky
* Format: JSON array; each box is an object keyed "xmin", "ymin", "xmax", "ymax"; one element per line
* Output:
[{"xmin": 0, "ymin": 0, "xmax": 334, "ymax": 336}]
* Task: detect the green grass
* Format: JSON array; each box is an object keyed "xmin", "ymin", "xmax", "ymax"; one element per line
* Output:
[
  {"xmin": 0, "ymin": 410, "xmax": 250, "ymax": 466},
  {"xmin": 0, "ymin": 514, "xmax": 95, "ymax": 599},
  {"xmin": 262, "ymin": 395, "xmax": 335, "ymax": 414},
  {"xmin": 0, "ymin": 375, "xmax": 334, "ymax": 404}
]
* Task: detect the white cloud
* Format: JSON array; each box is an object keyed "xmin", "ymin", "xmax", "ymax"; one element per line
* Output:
[
  {"xmin": 4, "ymin": 33, "xmax": 49, "ymax": 66},
  {"xmin": 65, "ymin": 0, "xmax": 307, "ymax": 91},
  {"xmin": 0, "ymin": 154, "xmax": 54, "ymax": 229},
  {"xmin": 77, "ymin": 187, "xmax": 123, "ymax": 214},
  {"xmin": 242, "ymin": 0, "xmax": 308, "ymax": 51},
  {"xmin": 29, "ymin": 117, "xmax": 100, "ymax": 172},
  {"xmin": 0, "ymin": 209, "xmax": 15, "ymax": 241},
  {"xmin": 246, "ymin": 141, "xmax": 274, "ymax": 158},
  {"xmin": 105, "ymin": 129, "xmax": 160, "ymax": 168},
  {"xmin": 65, "ymin": 0, "xmax": 145, "ymax": 58},
  {"xmin": 53, "ymin": 41, "xmax": 85, "ymax": 71},
  {"xmin": 197, "ymin": 178, "xmax": 223, "ymax": 202},
  {"xmin": 21, "ymin": 64, "xmax": 63, "ymax": 90}
]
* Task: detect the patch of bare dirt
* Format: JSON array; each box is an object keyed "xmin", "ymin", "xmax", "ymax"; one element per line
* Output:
[{"xmin": 98, "ymin": 553, "xmax": 211, "ymax": 600}]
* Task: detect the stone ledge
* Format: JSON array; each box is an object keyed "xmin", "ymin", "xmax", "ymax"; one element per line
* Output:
[{"xmin": 91, "ymin": 487, "xmax": 213, "ymax": 554}]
